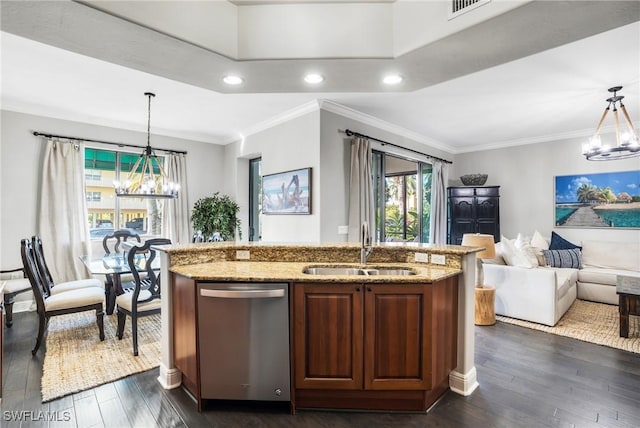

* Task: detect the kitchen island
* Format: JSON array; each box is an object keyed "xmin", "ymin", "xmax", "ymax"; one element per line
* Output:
[{"xmin": 155, "ymin": 242, "xmax": 481, "ymax": 412}]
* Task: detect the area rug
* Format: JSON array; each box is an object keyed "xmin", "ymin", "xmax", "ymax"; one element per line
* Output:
[
  {"xmin": 41, "ymin": 312, "xmax": 161, "ymax": 402},
  {"xmin": 496, "ymin": 299, "xmax": 640, "ymax": 354}
]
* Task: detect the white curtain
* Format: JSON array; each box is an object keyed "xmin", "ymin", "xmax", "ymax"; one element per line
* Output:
[
  {"xmin": 347, "ymin": 137, "xmax": 375, "ymax": 242},
  {"xmin": 429, "ymin": 160, "xmax": 450, "ymax": 244},
  {"xmin": 162, "ymin": 153, "xmax": 190, "ymax": 244},
  {"xmin": 37, "ymin": 139, "xmax": 91, "ymax": 282}
]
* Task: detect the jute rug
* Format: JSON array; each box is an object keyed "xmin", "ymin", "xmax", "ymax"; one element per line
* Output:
[
  {"xmin": 496, "ymin": 299, "xmax": 640, "ymax": 354},
  {"xmin": 41, "ymin": 312, "xmax": 161, "ymax": 402}
]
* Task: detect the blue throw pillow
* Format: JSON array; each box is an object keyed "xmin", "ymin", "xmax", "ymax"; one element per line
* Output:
[
  {"xmin": 549, "ymin": 231, "xmax": 581, "ymax": 250},
  {"xmin": 543, "ymin": 248, "xmax": 582, "ymax": 269}
]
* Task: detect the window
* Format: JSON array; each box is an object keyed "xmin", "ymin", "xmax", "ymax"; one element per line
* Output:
[
  {"xmin": 249, "ymin": 157, "xmax": 262, "ymax": 241},
  {"xmin": 86, "ymin": 191, "xmax": 101, "ymax": 202},
  {"xmin": 373, "ymin": 152, "xmax": 432, "ymax": 243},
  {"xmin": 85, "ymin": 147, "xmax": 165, "ymax": 239},
  {"xmin": 85, "ymin": 170, "xmax": 102, "ymax": 181}
]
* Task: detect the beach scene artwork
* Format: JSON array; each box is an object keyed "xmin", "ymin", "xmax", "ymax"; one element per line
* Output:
[
  {"xmin": 262, "ymin": 167, "xmax": 311, "ymax": 214},
  {"xmin": 555, "ymin": 170, "xmax": 640, "ymax": 228}
]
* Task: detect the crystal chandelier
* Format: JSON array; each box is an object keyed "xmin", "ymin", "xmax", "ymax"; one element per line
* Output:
[
  {"xmin": 114, "ymin": 92, "xmax": 179, "ymax": 198},
  {"xmin": 582, "ymin": 86, "xmax": 640, "ymax": 161}
]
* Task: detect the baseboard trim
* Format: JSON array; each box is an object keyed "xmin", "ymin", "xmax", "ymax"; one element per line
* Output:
[
  {"xmin": 157, "ymin": 364, "xmax": 182, "ymax": 390},
  {"xmin": 449, "ymin": 367, "xmax": 479, "ymax": 396}
]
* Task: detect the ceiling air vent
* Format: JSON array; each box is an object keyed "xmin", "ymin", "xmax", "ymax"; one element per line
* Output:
[{"xmin": 449, "ymin": 0, "xmax": 491, "ymax": 20}]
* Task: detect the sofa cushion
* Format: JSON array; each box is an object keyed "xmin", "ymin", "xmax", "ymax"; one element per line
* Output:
[
  {"xmin": 515, "ymin": 234, "xmax": 541, "ymax": 267},
  {"xmin": 483, "ymin": 241, "xmax": 507, "ymax": 265},
  {"xmin": 552, "ymin": 267, "xmax": 579, "ymax": 299},
  {"xmin": 578, "ymin": 267, "xmax": 640, "ymax": 286},
  {"xmin": 581, "ymin": 240, "xmax": 640, "ymax": 271},
  {"xmin": 549, "ymin": 231, "xmax": 582, "ymax": 250},
  {"xmin": 543, "ymin": 248, "xmax": 583, "ymax": 269}
]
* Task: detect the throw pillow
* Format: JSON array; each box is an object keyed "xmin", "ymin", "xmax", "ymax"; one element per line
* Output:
[
  {"xmin": 531, "ymin": 230, "xmax": 549, "ymax": 250},
  {"xmin": 531, "ymin": 230, "xmax": 549, "ymax": 266},
  {"xmin": 500, "ymin": 235, "xmax": 536, "ymax": 268},
  {"xmin": 549, "ymin": 231, "xmax": 582, "ymax": 250},
  {"xmin": 515, "ymin": 233, "xmax": 540, "ymax": 267},
  {"xmin": 543, "ymin": 248, "xmax": 583, "ymax": 269}
]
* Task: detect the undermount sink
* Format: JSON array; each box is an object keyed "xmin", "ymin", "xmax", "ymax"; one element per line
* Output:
[
  {"xmin": 303, "ymin": 267, "xmax": 367, "ymax": 275},
  {"xmin": 303, "ymin": 266, "xmax": 416, "ymax": 276}
]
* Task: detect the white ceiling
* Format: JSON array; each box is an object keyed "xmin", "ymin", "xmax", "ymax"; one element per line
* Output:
[{"xmin": 1, "ymin": 1, "xmax": 639, "ymax": 154}]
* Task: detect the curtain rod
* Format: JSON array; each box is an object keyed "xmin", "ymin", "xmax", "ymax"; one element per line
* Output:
[
  {"xmin": 32, "ymin": 131, "xmax": 187, "ymax": 155},
  {"xmin": 341, "ymin": 129, "xmax": 452, "ymax": 164}
]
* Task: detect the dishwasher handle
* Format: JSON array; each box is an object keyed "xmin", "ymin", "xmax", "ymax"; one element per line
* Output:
[{"xmin": 200, "ymin": 288, "xmax": 286, "ymax": 299}]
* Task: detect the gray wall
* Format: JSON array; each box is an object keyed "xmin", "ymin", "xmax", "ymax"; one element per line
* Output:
[
  {"xmin": 225, "ymin": 111, "xmax": 321, "ymax": 242},
  {"xmin": 0, "ymin": 110, "xmax": 224, "ymax": 271},
  {"xmin": 318, "ymin": 109, "xmax": 452, "ymax": 243},
  {"xmin": 452, "ymin": 133, "xmax": 640, "ymax": 245}
]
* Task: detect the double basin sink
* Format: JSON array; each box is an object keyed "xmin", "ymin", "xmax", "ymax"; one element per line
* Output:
[{"xmin": 303, "ymin": 266, "xmax": 416, "ymax": 276}]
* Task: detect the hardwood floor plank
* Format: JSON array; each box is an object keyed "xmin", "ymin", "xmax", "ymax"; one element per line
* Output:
[
  {"xmin": 98, "ymin": 397, "xmax": 132, "ymax": 428},
  {"xmin": 73, "ymin": 394, "xmax": 104, "ymax": 428}
]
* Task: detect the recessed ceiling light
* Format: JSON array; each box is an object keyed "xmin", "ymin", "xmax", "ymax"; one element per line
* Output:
[
  {"xmin": 304, "ymin": 73, "xmax": 324, "ymax": 84},
  {"xmin": 223, "ymin": 75, "xmax": 243, "ymax": 85},
  {"xmin": 383, "ymin": 74, "xmax": 403, "ymax": 85}
]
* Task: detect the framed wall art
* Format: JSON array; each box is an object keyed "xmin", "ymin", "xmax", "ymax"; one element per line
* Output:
[
  {"xmin": 554, "ymin": 170, "xmax": 640, "ymax": 229},
  {"xmin": 262, "ymin": 167, "xmax": 311, "ymax": 214}
]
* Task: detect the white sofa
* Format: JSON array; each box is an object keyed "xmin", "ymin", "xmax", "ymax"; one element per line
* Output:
[
  {"xmin": 577, "ymin": 240, "xmax": 640, "ymax": 305},
  {"xmin": 483, "ymin": 237, "xmax": 639, "ymax": 327},
  {"xmin": 484, "ymin": 264, "xmax": 577, "ymax": 326}
]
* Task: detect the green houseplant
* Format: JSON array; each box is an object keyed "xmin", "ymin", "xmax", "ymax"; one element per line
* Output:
[{"xmin": 191, "ymin": 193, "xmax": 242, "ymax": 241}]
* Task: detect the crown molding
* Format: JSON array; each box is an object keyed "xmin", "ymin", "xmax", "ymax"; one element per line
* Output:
[
  {"xmin": 221, "ymin": 100, "xmax": 322, "ymax": 144},
  {"xmin": 454, "ymin": 121, "xmax": 640, "ymax": 154},
  {"xmin": 318, "ymin": 99, "xmax": 452, "ymax": 152}
]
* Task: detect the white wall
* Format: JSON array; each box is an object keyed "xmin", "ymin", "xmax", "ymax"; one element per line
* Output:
[
  {"xmin": 0, "ymin": 109, "xmax": 224, "ymax": 273},
  {"xmin": 226, "ymin": 111, "xmax": 321, "ymax": 243},
  {"xmin": 453, "ymin": 133, "xmax": 640, "ymax": 245}
]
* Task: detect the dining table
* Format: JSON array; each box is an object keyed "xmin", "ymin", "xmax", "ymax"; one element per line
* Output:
[{"xmin": 80, "ymin": 250, "xmax": 159, "ymax": 315}]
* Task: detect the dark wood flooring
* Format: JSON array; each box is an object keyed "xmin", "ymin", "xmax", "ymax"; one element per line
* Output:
[{"xmin": 2, "ymin": 310, "xmax": 640, "ymax": 427}]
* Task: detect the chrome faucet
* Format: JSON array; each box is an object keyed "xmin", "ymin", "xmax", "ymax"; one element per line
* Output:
[{"xmin": 360, "ymin": 221, "xmax": 373, "ymax": 265}]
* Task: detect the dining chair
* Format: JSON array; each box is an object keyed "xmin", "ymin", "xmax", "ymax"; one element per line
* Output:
[
  {"xmin": 116, "ymin": 238, "xmax": 171, "ymax": 356},
  {"xmin": 31, "ymin": 235, "xmax": 103, "ymax": 295},
  {"xmin": 21, "ymin": 239, "xmax": 105, "ymax": 355},
  {"xmin": 102, "ymin": 229, "xmax": 141, "ymax": 314},
  {"xmin": 1, "ymin": 266, "xmax": 31, "ymax": 327}
]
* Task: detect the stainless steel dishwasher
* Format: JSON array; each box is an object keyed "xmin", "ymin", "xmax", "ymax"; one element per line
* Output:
[{"xmin": 197, "ymin": 282, "xmax": 290, "ymax": 402}]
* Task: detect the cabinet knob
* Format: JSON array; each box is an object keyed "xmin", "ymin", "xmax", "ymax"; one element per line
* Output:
[
  {"xmin": 355, "ymin": 287, "xmax": 361, "ymax": 292},
  {"xmin": 367, "ymin": 287, "xmax": 372, "ymax": 292}
]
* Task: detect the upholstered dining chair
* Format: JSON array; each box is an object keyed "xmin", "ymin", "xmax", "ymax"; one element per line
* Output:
[
  {"xmin": 21, "ymin": 239, "xmax": 105, "ymax": 355},
  {"xmin": 116, "ymin": 238, "xmax": 171, "ymax": 356},
  {"xmin": 31, "ymin": 235, "xmax": 103, "ymax": 294},
  {"xmin": 102, "ymin": 229, "xmax": 141, "ymax": 314},
  {"xmin": 1, "ymin": 266, "xmax": 31, "ymax": 327}
]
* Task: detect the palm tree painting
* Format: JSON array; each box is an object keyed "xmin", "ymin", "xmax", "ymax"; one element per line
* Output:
[{"xmin": 555, "ymin": 170, "xmax": 640, "ymax": 228}]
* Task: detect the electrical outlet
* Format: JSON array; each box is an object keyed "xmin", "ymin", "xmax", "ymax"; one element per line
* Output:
[
  {"xmin": 431, "ymin": 254, "xmax": 446, "ymax": 265},
  {"xmin": 236, "ymin": 250, "xmax": 250, "ymax": 260},
  {"xmin": 414, "ymin": 253, "xmax": 428, "ymax": 263},
  {"xmin": 338, "ymin": 225, "xmax": 349, "ymax": 235}
]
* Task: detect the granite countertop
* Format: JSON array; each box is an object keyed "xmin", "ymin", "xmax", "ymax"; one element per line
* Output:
[{"xmin": 170, "ymin": 261, "xmax": 461, "ymax": 283}]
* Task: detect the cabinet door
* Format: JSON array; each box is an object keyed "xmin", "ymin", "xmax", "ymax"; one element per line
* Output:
[
  {"xmin": 294, "ymin": 283, "xmax": 363, "ymax": 389},
  {"xmin": 172, "ymin": 274, "xmax": 199, "ymax": 400},
  {"xmin": 363, "ymin": 285, "xmax": 430, "ymax": 390}
]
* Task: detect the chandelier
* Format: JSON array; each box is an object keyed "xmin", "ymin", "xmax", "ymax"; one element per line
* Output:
[
  {"xmin": 582, "ymin": 86, "xmax": 640, "ymax": 161},
  {"xmin": 114, "ymin": 92, "xmax": 179, "ymax": 198}
]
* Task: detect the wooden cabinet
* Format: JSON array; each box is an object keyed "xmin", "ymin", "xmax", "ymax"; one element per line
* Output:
[
  {"xmin": 172, "ymin": 273, "xmax": 200, "ymax": 407},
  {"xmin": 294, "ymin": 283, "xmax": 363, "ymax": 390},
  {"xmin": 1, "ymin": 294, "xmax": 3, "ymax": 401},
  {"xmin": 448, "ymin": 186, "xmax": 500, "ymax": 244},
  {"xmin": 293, "ymin": 277, "xmax": 458, "ymax": 411}
]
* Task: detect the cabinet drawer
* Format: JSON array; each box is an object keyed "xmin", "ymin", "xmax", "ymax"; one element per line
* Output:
[
  {"xmin": 448, "ymin": 187, "xmax": 475, "ymax": 197},
  {"xmin": 474, "ymin": 187, "xmax": 500, "ymax": 197}
]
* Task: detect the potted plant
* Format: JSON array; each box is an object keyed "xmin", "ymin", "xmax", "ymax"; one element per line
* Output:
[{"xmin": 191, "ymin": 192, "xmax": 242, "ymax": 241}]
